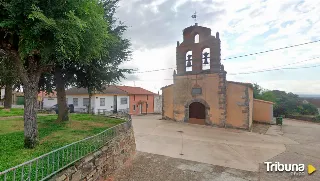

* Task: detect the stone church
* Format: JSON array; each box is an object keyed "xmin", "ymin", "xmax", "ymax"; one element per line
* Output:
[{"xmin": 161, "ymin": 23, "xmax": 273, "ymax": 130}]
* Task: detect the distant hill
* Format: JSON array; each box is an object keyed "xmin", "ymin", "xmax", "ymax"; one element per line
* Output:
[{"xmin": 298, "ymin": 94, "xmax": 320, "ymax": 98}]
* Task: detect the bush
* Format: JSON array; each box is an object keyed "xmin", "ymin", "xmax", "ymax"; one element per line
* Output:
[
  {"xmin": 287, "ymin": 115, "xmax": 320, "ymax": 122},
  {"xmin": 298, "ymin": 103, "xmax": 318, "ymax": 115},
  {"xmin": 274, "ymin": 106, "xmax": 288, "ymax": 117}
]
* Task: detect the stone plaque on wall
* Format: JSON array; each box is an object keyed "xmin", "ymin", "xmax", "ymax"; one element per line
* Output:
[{"xmin": 192, "ymin": 88, "xmax": 202, "ymax": 95}]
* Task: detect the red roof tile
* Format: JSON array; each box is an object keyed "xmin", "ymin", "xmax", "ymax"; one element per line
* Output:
[
  {"xmin": 38, "ymin": 91, "xmax": 57, "ymax": 98},
  {"xmin": 66, "ymin": 86, "xmax": 127, "ymax": 95},
  {"xmin": 116, "ymin": 86, "xmax": 156, "ymax": 95}
]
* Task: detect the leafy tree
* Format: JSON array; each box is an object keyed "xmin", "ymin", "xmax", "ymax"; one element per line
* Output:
[
  {"xmin": 253, "ymin": 84, "xmax": 319, "ymax": 117},
  {"xmin": 297, "ymin": 103, "xmax": 318, "ymax": 115},
  {"xmin": 75, "ymin": 0, "xmax": 133, "ymax": 113},
  {"xmin": 260, "ymin": 91, "xmax": 276, "ymax": 103},
  {"xmin": 0, "ymin": 55, "xmax": 20, "ymax": 108},
  {"xmin": 38, "ymin": 0, "xmax": 132, "ymax": 119},
  {"xmin": 0, "ymin": 0, "xmax": 108, "ymax": 148},
  {"xmin": 253, "ymin": 83, "xmax": 263, "ymax": 99}
]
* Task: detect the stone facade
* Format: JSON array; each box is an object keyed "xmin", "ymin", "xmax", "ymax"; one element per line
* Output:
[
  {"xmin": 218, "ymin": 69, "xmax": 227, "ymax": 127},
  {"xmin": 184, "ymin": 98, "xmax": 211, "ymax": 125},
  {"xmin": 176, "ymin": 24, "xmax": 221, "ymax": 75},
  {"xmin": 50, "ymin": 125, "xmax": 136, "ymax": 181},
  {"xmin": 161, "ymin": 23, "xmax": 268, "ymax": 131}
]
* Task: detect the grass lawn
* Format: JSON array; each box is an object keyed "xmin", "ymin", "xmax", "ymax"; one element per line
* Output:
[
  {"xmin": 0, "ymin": 108, "xmax": 24, "ymax": 117},
  {"xmin": 0, "ymin": 114, "xmax": 126, "ymax": 171}
]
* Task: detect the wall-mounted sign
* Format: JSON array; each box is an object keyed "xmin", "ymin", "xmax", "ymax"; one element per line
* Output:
[{"xmin": 192, "ymin": 88, "xmax": 202, "ymax": 95}]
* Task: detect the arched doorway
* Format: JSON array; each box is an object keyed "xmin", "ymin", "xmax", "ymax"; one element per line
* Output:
[{"xmin": 188, "ymin": 102, "xmax": 206, "ymax": 125}]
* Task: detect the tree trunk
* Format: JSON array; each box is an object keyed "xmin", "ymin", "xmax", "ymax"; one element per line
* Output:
[
  {"xmin": 4, "ymin": 84, "xmax": 13, "ymax": 109},
  {"xmin": 7, "ymin": 47, "xmax": 44, "ymax": 148},
  {"xmin": 54, "ymin": 67, "xmax": 69, "ymax": 122},
  {"xmin": 88, "ymin": 88, "xmax": 92, "ymax": 114},
  {"xmin": 23, "ymin": 82, "xmax": 39, "ymax": 148}
]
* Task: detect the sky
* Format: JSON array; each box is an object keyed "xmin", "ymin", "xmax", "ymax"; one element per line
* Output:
[{"xmin": 116, "ymin": 0, "xmax": 320, "ymax": 95}]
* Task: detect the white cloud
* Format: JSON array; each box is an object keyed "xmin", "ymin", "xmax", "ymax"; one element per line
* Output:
[
  {"xmin": 259, "ymin": 80, "xmax": 320, "ymax": 94},
  {"xmin": 117, "ymin": 0, "xmax": 320, "ymax": 95}
]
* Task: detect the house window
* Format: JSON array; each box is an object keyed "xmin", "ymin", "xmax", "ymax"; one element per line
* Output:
[
  {"xmin": 147, "ymin": 95, "xmax": 148, "ymax": 100},
  {"xmin": 121, "ymin": 98, "xmax": 127, "ymax": 105},
  {"xmin": 133, "ymin": 105, "xmax": 136, "ymax": 111},
  {"xmin": 83, "ymin": 98, "xmax": 89, "ymax": 106},
  {"xmin": 73, "ymin": 98, "xmax": 78, "ymax": 106},
  {"xmin": 100, "ymin": 98, "xmax": 105, "ymax": 106},
  {"xmin": 134, "ymin": 95, "xmax": 135, "ymax": 101}
]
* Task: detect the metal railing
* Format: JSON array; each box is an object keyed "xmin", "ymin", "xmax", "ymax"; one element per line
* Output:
[{"xmin": 0, "ymin": 115, "xmax": 132, "ymax": 181}]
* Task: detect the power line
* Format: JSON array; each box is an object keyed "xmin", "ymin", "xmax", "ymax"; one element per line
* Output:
[
  {"xmin": 132, "ymin": 39, "xmax": 320, "ymax": 74},
  {"xmin": 230, "ymin": 56, "xmax": 320, "ymax": 75},
  {"xmin": 134, "ymin": 67, "xmax": 175, "ymax": 74},
  {"xmin": 222, "ymin": 39, "xmax": 320, "ymax": 60},
  {"xmin": 132, "ymin": 63, "xmax": 320, "ymax": 81},
  {"xmin": 229, "ymin": 63, "xmax": 320, "ymax": 75}
]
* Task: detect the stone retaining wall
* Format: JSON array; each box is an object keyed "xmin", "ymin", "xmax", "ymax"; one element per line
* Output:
[
  {"xmin": 286, "ymin": 115, "xmax": 320, "ymax": 122},
  {"xmin": 50, "ymin": 124, "xmax": 136, "ymax": 181}
]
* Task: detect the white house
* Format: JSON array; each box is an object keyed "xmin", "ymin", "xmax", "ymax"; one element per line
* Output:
[
  {"xmin": 0, "ymin": 88, "xmax": 4, "ymax": 99},
  {"xmin": 38, "ymin": 91, "xmax": 58, "ymax": 109},
  {"xmin": 43, "ymin": 97, "xmax": 57, "ymax": 109},
  {"xmin": 154, "ymin": 94, "xmax": 162, "ymax": 114},
  {"xmin": 66, "ymin": 86, "xmax": 130, "ymax": 114},
  {"xmin": 0, "ymin": 87, "xmax": 4, "ymax": 105}
]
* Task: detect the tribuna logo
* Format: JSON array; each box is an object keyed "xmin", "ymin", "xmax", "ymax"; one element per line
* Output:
[{"xmin": 264, "ymin": 162, "xmax": 305, "ymax": 174}]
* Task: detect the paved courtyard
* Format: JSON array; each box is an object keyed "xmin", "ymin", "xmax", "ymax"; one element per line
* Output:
[
  {"xmin": 114, "ymin": 115, "xmax": 320, "ymax": 180},
  {"xmin": 132, "ymin": 115, "xmax": 296, "ymax": 172}
]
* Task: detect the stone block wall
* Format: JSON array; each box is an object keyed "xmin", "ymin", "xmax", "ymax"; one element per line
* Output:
[
  {"xmin": 226, "ymin": 82, "xmax": 253, "ymax": 130},
  {"xmin": 50, "ymin": 125, "xmax": 136, "ymax": 181},
  {"xmin": 218, "ymin": 71, "xmax": 227, "ymax": 127}
]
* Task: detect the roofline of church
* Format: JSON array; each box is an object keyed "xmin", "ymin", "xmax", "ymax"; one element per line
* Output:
[
  {"xmin": 161, "ymin": 82, "xmax": 253, "ymax": 90},
  {"xmin": 161, "ymin": 84, "xmax": 173, "ymax": 90},
  {"xmin": 183, "ymin": 23, "xmax": 211, "ymax": 33},
  {"xmin": 254, "ymin": 99, "xmax": 275, "ymax": 104},
  {"xmin": 227, "ymin": 81, "xmax": 253, "ymax": 89}
]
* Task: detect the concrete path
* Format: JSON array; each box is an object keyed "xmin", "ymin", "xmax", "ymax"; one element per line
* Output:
[{"xmin": 132, "ymin": 115, "xmax": 297, "ymax": 172}]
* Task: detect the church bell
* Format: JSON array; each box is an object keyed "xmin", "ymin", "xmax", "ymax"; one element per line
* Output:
[
  {"xmin": 203, "ymin": 52, "xmax": 209, "ymax": 65},
  {"xmin": 186, "ymin": 61, "xmax": 192, "ymax": 67},
  {"xmin": 186, "ymin": 54, "xmax": 192, "ymax": 67}
]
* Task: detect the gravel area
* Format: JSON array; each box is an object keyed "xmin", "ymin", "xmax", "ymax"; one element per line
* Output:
[
  {"xmin": 113, "ymin": 152, "xmax": 259, "ymax": 181},
  {"xmin": 252, "ymin": 123, "xmax": 271, "ymax": 134}
]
